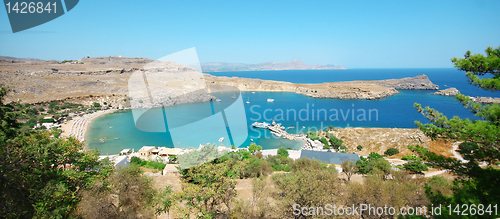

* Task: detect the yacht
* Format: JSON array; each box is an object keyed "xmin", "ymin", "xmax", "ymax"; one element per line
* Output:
[
  {"xmin": 267, "ymin": 98, "xmax": 274, "ymax": 102},
  {"xmin": 246, "ymin": 97, "xmax": 250, "ymax": 104},
  {"xmin": 252, "ymin": 122, "xmax": 269, "ymax": 129}
]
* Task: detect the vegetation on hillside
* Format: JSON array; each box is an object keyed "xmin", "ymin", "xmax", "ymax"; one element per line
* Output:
[{"xmin": 414, "ymin": 46, "xmax": 500, "ymax": 217}]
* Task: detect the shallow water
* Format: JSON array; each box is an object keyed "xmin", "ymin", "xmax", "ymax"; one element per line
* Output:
[{"xmin": 87, "ymin": 68, "xmax": 491, "ymax": 155}]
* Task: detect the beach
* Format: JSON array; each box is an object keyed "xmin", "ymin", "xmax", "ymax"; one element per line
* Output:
[{"xmin": 60, "ymin": 109, "xmax": 117, "ymax": 143}]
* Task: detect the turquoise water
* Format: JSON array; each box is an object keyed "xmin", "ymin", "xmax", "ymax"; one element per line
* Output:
[{"xmin": 87, "ymin": 69, "xmax": 491, "ymax": 155}]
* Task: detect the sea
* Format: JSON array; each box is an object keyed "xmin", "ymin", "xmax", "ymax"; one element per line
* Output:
[{"xmin": 86, "ymin": 68, "xmax": 500, "ymax": 155}]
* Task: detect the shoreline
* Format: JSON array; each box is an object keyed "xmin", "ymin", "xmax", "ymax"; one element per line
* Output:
[{"xmin": 60, "ymin": 109, "xmax": 117, "ymax": 148}]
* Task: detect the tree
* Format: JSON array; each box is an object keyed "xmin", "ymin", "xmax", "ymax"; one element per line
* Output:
[
  {"xmin": 459, "ymin": 142, "xmax": 479, "ymax": 154},
  {"xmin": 384, "ymin": 148, "xmax": 399, "ymax": 156},
  {"xmin": 177, "ymin": 162, "xmax": 236, "ymax": 218},
  {"xmin": 277, "ymin": 147, "xmax": 288, "ymax": 158},
  {"xmin": 93, "ymin": 102, "xmax": 100, "ymax": 108},
  {"xmin": 154, "ymin": 186, "xmax": 175, "ymax": 218},
  {"xmin": 356, "ymin": 152, "xmax": 391, "ymax": 178},
  {"xmin": 248, "ymin": 142, "xmax": 262, "ymax": 153},
  {"xmin": 357, "ymin": 145, "xmax": 363, "ymax": 151},
  {"xmin": 403, "ymin": 161, "xmax": 429, "ymax": 174},
  {"xmin": 76, "ymin": 165, "xmax": 155, "ymax": 218},
  {"xmin": 341, "ymin": 159, "xmax": 357, "ymax": 181},
  {"xmin": 401, "ymin": 155, "xmax": 422, "ymax": 161},
  {"xmin": 0, "ymin": 85, "xmax": 113, "ymax": 218},
  {"xmin": 272, "ymin": 159, "xmax": 340, "ymax": 218},
  {"xmin": 327, "ymin": 133, "xmax": 343, "ymax": 149},
  {"xmin": 414, "ymin": 46, "xmax": 500, "ymax": 216},
  {"xmin": 319, "ymin": 137, "xmax": 330, "ymax": 149}
]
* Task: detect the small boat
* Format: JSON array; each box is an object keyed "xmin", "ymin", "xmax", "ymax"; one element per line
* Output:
[
  {"xmin": 216, "ymin": 99, "xmax": 222, "ymax": 102},
  {"xmin": 114, "ymin": 138, "xmax": 120, "ymax": 140},
  {"xmin": 251, "ymin": 92, "xmax": 255, "ymax": 93},
  {"xmin": 267, "ymin": 99, "xmax": 274, "ymax": 102},
  {"xmin": 252, "ymin": 122, "xmax": 269, "ymax": 129},
  {"xmin": 99, "ymin": 138, "xmax": 105, "ymax": 143},
  {"xmin": 246, "ymin": 97, "xmax": 250, "ymax": 104},
  {"xmin": 231, "ymin": 93, "xmax": 236, "ymax": 98},
  {"xmin": 302, "ymin": 126, "xmax": 306, "ymax": 128},
  {"xmin": 250, "ymin": 138, "xmax": 253, "ymax": 141},
  {"xmin": 106, "ymin": 122, "xmax": 109, "ymax": 124},
  {"xmin": 219, "ymin": 137, "xmax": 224, "ymax": 143},
  {"xmin": 109, "ymin": 126, "xmax": 113, "ymax": 128},
  {"xmin": 288, "ymin": 127, "xmax": 295, "ymax": 129}
]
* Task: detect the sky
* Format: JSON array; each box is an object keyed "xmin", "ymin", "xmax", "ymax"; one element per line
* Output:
[{"xmin": 0, "ymin": 0, "xmax": 499, "ymax": 68}]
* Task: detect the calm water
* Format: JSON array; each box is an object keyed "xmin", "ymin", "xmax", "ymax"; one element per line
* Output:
[{"xmin": 87, "ymin": 69, "xmax": 496, "ymax": 155}]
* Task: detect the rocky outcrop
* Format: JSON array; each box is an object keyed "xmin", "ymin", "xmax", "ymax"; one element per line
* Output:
[
  {"xmin": 432, "ymin": 87, "xmax": 459, "ymax": 96},
  {"xmin": 470, "ymin": 96, "xmax": 500, "ymax": 104},
  {"xmin": 377, "ymin": 74, "xmax": 439, "ymax": 90},
  {"xmin": 205, "ymin": 74, "xmax": 441, "ymax": 100}
]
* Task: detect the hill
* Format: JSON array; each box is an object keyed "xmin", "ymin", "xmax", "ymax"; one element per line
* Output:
[{"xmin": 201, "ymin": 59, "xmax": 345, "ymax": 72}]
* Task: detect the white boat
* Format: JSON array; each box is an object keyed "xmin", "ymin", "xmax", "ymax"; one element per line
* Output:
[
  {"xmin": 250, "ymin": 139, "xmax": 253, "ymax": 141},
  {"xmin": 216, "ymin": 99, "xmax": 222, "ymax": 102},
  {"xmin": 252, "ymin": 122, "xmax": 269, "ymax": 129},
  {"xmin": 267, "ymin": 98, "xmax": 274, "ymax": 102},
  {"xmin": 219, "ymin": 137, "xmax": 224, "ymax": 143},
  {"xmin": 109, "ymin": 126, "xmax": 113, "ymax": 128},
  {"xmin": 251, "ymin": 92, "xmax": 255, "ymax": 93},
  {"xmin": 246, "ymin": 97, "xmax": 250, "ymax": 104}
]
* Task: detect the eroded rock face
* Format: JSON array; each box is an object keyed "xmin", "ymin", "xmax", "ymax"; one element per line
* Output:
[{"xmin": 432, "ymin": 87, "xmax": 459, "ymax": 96}]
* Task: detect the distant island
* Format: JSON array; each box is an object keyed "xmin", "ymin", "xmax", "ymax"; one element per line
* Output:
[{"xmin": 201, "ymin": 59, "xmax": 345, "ymax": 72}]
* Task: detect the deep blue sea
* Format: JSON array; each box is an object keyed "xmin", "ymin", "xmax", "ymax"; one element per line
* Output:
[{"xmin": 87, "ymin": 69, "xmax": 499, "ymax": 155}]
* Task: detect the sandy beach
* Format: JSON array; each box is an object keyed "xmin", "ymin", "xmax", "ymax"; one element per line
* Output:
[{"xmin": 60, "ymin": 109, "xmax": 117, "ymax": 143}]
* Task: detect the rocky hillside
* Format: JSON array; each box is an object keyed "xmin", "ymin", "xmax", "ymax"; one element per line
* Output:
[
  {"xmin": 376, "ymin": 74, "xmax": 439, "ymax": 90},
  {"xmin": 331, "ymin": 128, "xmax": 454, "ymax": 158},
  {"xmin": 206, "ymin": 74, "xmax": 438, "ymax": 100},
  {"xmin": 1, "ymin": 56, "xmax": 439, "ymax": 106}
]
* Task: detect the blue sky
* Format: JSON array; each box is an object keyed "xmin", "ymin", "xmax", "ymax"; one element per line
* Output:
[{"xmin": 1, "ymin": 0, "xmax": 499, "ymax": 68}]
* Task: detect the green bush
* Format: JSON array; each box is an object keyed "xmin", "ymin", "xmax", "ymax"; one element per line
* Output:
[
  {"xmin": 278, "ymin": 147, "xmax": 289, "ymax": 158},
  {"xmin": 401, "ymin": 155, "xmax": 421, "ymax": 161},
  {"xmin": 327, "ymin": 133, "xmax": 343, "ymax": 149},
  {"xmin": 306, "ymin": 131, "xmax": 320, "ymax": 141},
  {"xmin": 403, "ymin": 161, "xmax": 428, "ymax": 173},
  {"xmin": 384, "ymin": 148, "xmax": 399, "ymax": 156},
  {"xmin": 248, "ymin": 143, "xmax": 262, "ymax": 153},
  {"xmin": 357, "ymin": 145, "xmax": 363, "ymax": 151},
  {"xmin": 145, "ymin": 161, "xmax": 166, "ymax": 170},
  {"xmin": 93, "ymin": 102, "xmax": 100, "ymax": 108},
  {"xmin": 140, "ymin": 161, "xmax": 148, "ymax": 166},
  {"xmin": 458, "ymin": 142, "xmax": 479, "ymax": 154},
  {"xmin": 319, "ymin": 137, "xmax": 330, "ymax": 149},
  {"xmin": 130, "ymin": 156, "xmax": 142, "ymax": 165}
]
